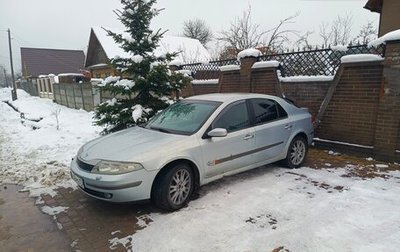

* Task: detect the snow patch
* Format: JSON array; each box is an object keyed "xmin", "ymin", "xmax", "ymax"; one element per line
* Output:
[
  {"xmin": 114, "ymin": 79, "xmax": 135, "ymax": 90},
  {"xmin": 111, "ymin": 230, "xmax": 121, "ymax": 236},
  {"xmin": 368, "ymin": 29, "xmax": 400, "ymax": 47},
  {"xmin": 375, "ymin": 164, "xmax": 389, "ymax": 169},
  {"xmin": 314, "ymin": 138, "xmax": 374, "ymax": 149},
  {"xmin": 176, "ymin": 69, "xmax": 192, "ymax": 77},
  {"xmin": 57, "ymin": 73, "xmax": 84, "ymax": 77},
  {"xmin": 252, "ymin": 60, "xmax": 280, "ymax": 69},
  {"xmin": 150, "ymin": 61, "xmax": 161, "ymax": 69},
  {"xmin": 131, "ymin": 105, "xmax": 143, "ymax": 122},
  {"xmin": 279, "ymin": 75, "xmax": 334, "ymax": 82},
  {"xmin": 104, "ymin": 98, "xmax": 118, "ymax": 106},
  {"xmin": 237, "ymin": 48, "xmax": 262, "ymax": 60},
  {"xmin": 328, "ymin": 150, "xmax": 341, "ymax": 156},
  {"xmin": 0, "ymin": 88, "xmax": 100, "ymax": 197},
  {"xmin": 341, "ymin": 54, "xmax": 384, "ymax": 63},
  {"xmin": 109, "ymin": 234, "xmax": 134, "ymax": 251},
  {"xmin": 168, "ymin": 59, "xmax": 183, "ymax": 66},
  {"xmin": 41, "ymin": 206, "xmax": 69, "ymax": 216},
  {"xmin": 99, "ymin": 76, "xmax": 120, "ymax": 86},
  {"xmin": 192, "ymin": 79, "xmax": 219, "ymax": 85},
  {"xmin": 331, "ymin": 45, "xmax": 348, "ymax": 52},
  {"xmin": 220, "ymin": 65, "xmax": 240, "ymax": 72},
  {"xmin": 131, "ymin": 55, "xmax": 144, "ymax": 63}
]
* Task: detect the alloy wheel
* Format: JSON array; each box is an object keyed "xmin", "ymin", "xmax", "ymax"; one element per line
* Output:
[
  {"xmin": 290, "ymin": 139, "xmax": 306, "ymax": 166},
  {"xmin": 168, "ymin": 169, "xmax": 192, "ymax": 205}
]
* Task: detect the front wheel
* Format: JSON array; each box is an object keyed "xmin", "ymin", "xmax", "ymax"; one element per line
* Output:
[
  {"xmin": 284, "ymin": 136, "xmax": 308, "ymax": 168},
  {"xmin": 152, "ymin": 164, "xmax": 194, "ymax": 211}
]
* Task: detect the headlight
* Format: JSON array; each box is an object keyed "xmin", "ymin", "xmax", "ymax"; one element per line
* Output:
[{"xmin": 91, "ymin": 160, "xmax": 144, "ymax": 175}]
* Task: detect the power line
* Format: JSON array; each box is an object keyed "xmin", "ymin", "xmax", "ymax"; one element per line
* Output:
[{"xmin": 11, "ymin": 31, "xmax": 35, "ymax": 46}]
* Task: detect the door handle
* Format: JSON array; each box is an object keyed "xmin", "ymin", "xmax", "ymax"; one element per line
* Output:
[
  {"xmin": 243, "ymin": 134, "xmax": 254, "ymax": 140},
  {"xmin": 284, "ymin": 124, "xmax": 293, "ymax": 130}
]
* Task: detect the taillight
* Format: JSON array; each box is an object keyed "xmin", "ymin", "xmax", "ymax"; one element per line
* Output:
[{"xmin": 311, "ymin": 115, "xmax": 315, "ymax": 124}]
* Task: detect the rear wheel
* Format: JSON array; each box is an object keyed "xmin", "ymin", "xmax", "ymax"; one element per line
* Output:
[
  {"xmin": 285, "ymin": 136, "xmax": 308, "ymax": 168},
  {"xmin": 152, "ymin": 164, "xmax": 194, "ymax": 211}
]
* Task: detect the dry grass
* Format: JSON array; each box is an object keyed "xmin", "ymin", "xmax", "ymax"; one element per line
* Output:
[{"xmin": 304, "ymin": 148, "xmax": 400, "ymax": 179}]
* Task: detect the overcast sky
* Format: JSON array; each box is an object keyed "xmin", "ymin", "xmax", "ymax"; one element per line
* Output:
[{"xmin": 0, "ymin": 0, "xmax": 379, "ymax": 73}]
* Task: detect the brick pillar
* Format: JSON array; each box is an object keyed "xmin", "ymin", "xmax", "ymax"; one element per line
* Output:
[
  {"xmin": 169, "ymin": 64, "xmax": 194, "ymax": 98},
  {"xmin": 251, "ymin": 67, "xmax": 281, "ymax": 96},
  {"xmin": 373, "ymin": 40, "xmax": 400, "ymax": 162},
  {"xmin": 239, "ymin": 57, "xmax": 258, "ymax": 92}
]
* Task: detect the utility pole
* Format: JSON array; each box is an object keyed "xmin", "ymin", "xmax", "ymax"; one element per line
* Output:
[
  {"xmin": 8, "ymin": 28, "xmax": 17, "ymax": 100},
  {"xmin": 3, "ymin": 67, "xmax": 9, "ymax": 88}
]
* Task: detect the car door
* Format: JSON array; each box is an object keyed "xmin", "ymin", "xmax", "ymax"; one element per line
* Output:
[
  {"xmin": 250, "ymin": 98, "xmax": 292, "ymax": 163},
  {"xmin": 200, "ymin": 100, "xmax": 255, "ymax": 178}
]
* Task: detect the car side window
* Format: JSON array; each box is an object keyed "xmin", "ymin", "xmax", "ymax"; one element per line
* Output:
[
  {"xmin": 251, "ymin": 99, "xmax": 287, "ymax": 125},
  {"xmin": 213, "ymin": 101, "xmax": 250, "ymax": 133}
]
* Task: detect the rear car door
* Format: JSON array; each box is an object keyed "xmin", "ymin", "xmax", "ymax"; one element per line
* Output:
[
  {"xmin": 200, "ymin": 100, "xmax": 255, "ymax": 178},
  {"xmin": 249, "ymin": 98, "xmax": 292, "ymax": 163}
]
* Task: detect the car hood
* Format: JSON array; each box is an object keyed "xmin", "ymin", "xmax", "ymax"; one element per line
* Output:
[{"xmin": 79, "ymin": 126, "xmax": 186, "ymax": 163}]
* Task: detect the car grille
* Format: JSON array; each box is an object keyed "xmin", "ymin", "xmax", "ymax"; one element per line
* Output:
[
  {"xmin": 83, "ymin": 187, "xmax": 112, "ymax": 199},
  {"xmin": 77, "ymin": 158, "xmax": 94, "ymax": 172}
]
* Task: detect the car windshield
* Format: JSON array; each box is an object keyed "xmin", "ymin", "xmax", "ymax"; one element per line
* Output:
[{"xmin": 146, "ymin": 100, "xmax": 221, "ymax": 135}]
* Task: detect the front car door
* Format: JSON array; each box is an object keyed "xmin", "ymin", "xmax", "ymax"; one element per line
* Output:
[{"xmin": 200, "ymin": 100, "xmax": 255, "ymax": 178}]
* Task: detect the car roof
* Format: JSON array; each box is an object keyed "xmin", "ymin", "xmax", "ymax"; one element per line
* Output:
[{"xmin": 185, "ymin": 93, "xmax": 283, "ymax": 103}]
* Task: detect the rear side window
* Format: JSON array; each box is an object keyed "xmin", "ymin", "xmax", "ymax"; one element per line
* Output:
[
  {"xmin": 250, "ymin": 99, "xmax": 288, "ymax": 125},
  {"xmin": 213, "ymin": 101, "xmax": 250, "ymax": 133}
]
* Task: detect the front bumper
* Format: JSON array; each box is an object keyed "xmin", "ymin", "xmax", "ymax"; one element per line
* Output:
[{"xmin": 70, "ymin": 157, "xmax": 157, "ymax": 202}]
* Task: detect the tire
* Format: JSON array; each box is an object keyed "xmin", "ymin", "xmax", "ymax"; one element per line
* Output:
[
  {"xmin": 152, "ymin": 163, "xmax": 194, "ymax": 211},
  {"xmin": 284, "ymin": 136, "xmax": 308, "ymax": 169}
]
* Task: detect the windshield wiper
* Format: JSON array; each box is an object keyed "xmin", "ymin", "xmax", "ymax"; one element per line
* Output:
[
  {"xmin": 149, "ymin": 126, "xmax": 172, "ymax": 134},
  {"xmin": 137, "ymin": 122, "xmax": 147, "ymax": 128}
]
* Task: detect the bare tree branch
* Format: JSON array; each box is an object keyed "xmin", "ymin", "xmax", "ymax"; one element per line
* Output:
[
  {"xmin": 217, "ymin": 6, "xmax": 301, "ymax": 56},
  {"xmin": 182, "ymin": 18, "xmax": 213, "ymax": 46},
  {"xmin": 353, "ymin": 21, "xmax": 377, "ymax": 44}
]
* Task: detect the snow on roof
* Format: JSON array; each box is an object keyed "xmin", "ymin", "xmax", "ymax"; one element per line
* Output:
[
  {"xmin": 237, "ymin": 48, "xmax": 262, "ymax": 60},
  {"xmin": 341, "ymin": 54, "xmax": 384, "ymax": 64},
  {"xmin": 92, "ymin": 27, "xmax": 211, "ymax": 63},
  {"xmin": 252, "ymin": 61, "xmax": 280, "ymax": 69},
  {"xmin": 168, "ymin": 59, "xmax": 183, "ymax": 66},
  {"xmin": 368, "ymin": 29, "xmax": 400, "ymax": 47}
]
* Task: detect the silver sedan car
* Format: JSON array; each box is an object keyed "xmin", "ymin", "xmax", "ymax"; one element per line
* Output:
[{"xmin": 70, "ymin": 93, "xmax": 313, "ymax": 211}]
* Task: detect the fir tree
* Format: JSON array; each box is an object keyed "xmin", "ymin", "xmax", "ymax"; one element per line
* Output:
[{"xmin": 94, "ymin": 0, "xmax": 190, "ymax": 134}]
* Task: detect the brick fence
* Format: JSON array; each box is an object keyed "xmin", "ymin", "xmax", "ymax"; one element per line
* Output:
[{"xmin": 177, "ymin": 42, "xmax": 400, "ymax": 162}]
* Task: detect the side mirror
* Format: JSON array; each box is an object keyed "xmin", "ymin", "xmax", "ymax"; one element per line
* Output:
[{"xmin": 207, "ymin": 128, "xmax": 227, "ymax": 138}]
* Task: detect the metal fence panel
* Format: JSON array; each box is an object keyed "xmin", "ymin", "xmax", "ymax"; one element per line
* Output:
[{"xmin": 180, "ymin": 44, "xmax": 386, "ymax": 78}]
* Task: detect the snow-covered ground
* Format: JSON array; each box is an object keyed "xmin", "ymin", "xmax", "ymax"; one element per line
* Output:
[
  {"xmin": 1, "ymin": 88, "xmax": 400, "ymax": 252},
  {"xmin": 0, "ymin": 88, "xmax": 101, "ymax": 198},
  {"xmin": 113, "ymin": 165, "xmax": 399, "ymax": 252}
]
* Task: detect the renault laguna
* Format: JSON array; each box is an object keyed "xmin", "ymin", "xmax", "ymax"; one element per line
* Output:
[{"xmin": 71, "ymin": 93, "xmax": 313, "ymax": 211}]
